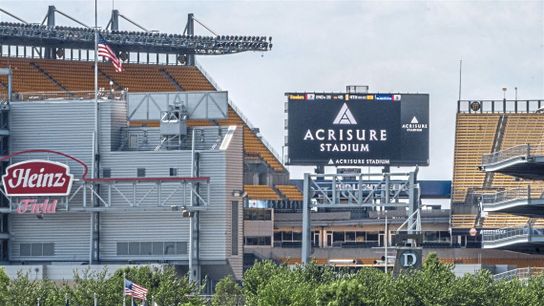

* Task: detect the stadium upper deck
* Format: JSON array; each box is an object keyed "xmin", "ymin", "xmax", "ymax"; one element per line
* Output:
[{"xmin": 451, "ymin": 100, "xmax": 544, "ymax": 234}]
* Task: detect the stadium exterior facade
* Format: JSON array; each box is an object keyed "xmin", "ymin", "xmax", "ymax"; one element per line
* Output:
[{"xmin": 0, "ymin": 93, "xmax": 244, "ymax": 284}]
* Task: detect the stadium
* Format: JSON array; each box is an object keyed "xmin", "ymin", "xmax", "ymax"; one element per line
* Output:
[{"xmin": 0, "ymin": 3, "xmax": 543, "ymax": 293}]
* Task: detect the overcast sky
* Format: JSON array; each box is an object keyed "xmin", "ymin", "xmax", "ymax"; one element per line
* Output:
[{"xmin": 2, "ymin": 0, "xmax": 543, "ymax": 180}]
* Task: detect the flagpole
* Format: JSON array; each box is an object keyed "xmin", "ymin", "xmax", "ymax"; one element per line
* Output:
[
  {"xmin": 94, "ymin": 0, "xmax": 98, "ymax": 104},
  {"xmin": 123, "ymin": 273, "xmax": 127, "ymax": 306}
]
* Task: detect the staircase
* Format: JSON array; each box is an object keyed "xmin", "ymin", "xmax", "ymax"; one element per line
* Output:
[{"xmin": 484, "ymin": 115, "xmax": 508, "ymax": 187}]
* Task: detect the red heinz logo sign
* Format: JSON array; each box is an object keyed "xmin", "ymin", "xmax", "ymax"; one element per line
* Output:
[{"xmin": 2, "ymin": 160, "xmax": 74, "ymax": 197}]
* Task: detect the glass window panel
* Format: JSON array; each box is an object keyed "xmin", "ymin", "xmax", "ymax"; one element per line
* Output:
[
  {"xmin": 345, "ymin": 232, "xmax": 356, "ymax": 241},
  {"xmin": 117, "ymin": 242, "xmax": 128, "ymax": 255},
  {"xmin": 164, "ymin": 242, "xmax": 175, "ymax": 255},
  {"xmin": 333, "ymin": 232, "xmax": 345, "ymax": 242},
  {"xmin": 367, "ymin": 233, "xmax": 378, "ymax": 241},
  {"xmin": 152, "ymin": 242, "xmax": 163, "ymax": 255},
  {"xmin": 175, "ymin": 242, "xmax": 187, "ymax": 255},
  {"xmin": 293, "ymin": 232, "xmax": 302, "ymax": 241},
  {"xmin": 31, "ymin": 243, "xmax": 42, "ymax": 256},
  {"xmin": 20, "ymin": 244, "xmax": 31, "ymax": 256},
  {"xmin": 129, "ymin": 242, "xmax": 139, "ymax": 255},
  {"xmin": 42, "ymin": 243, "xmax": 54, "ymax": 256},
  {"xmin": 140, "ymin": 242, "xmax": 152, "ymax": 255}
]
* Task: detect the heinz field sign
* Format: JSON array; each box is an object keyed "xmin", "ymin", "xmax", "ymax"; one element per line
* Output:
[
  {"xmin": 2, "ymin": 160, "xmax": 74, "ymax": 197},
  {"xmin": 286, "ymin": 93, "xmax": 429, "ymax": 166}
]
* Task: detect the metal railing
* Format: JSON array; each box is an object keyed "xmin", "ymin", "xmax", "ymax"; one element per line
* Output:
[
  {"xmin": 482, "ymin": 144, "xmax": 530, "ymax": 165},
  {"xmin": 493, "ymin": 267, "xmax": 544, "ymax": 281},
  {"xmin": 480, "ymin": 186, "xmax": 531, "ymax": 208},
  {"xmin": 481, "ymin": 226, "xmax": 530, "ymax": 243},
  {"xmin": 12, "ymin": 90, "xmax": 127, "ymax": 101},
  {"xmin": 458, "ymin": 99, "xmax": 544, "ymax": 114}
]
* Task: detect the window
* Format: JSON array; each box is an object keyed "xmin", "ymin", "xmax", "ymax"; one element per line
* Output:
[
  {"xmin": 129, "ymin": 242, "xmax": 140, "ymax": 255},
  {"xmin": 102, "ymin": 168, "xmax": 111, "ymax": 178},
  {"xmin": 137, "ymin": 168, "xmax": 146, "ymax": 177},
  {"xmin": 117, "ymin": 242, "xmax": 128, "ymax": 255},
  {"xmin": 345, "ymin": 232, "xmax": 356, "ymax": 242},
  {"xmin": 175, "ymin": 242, "xmax": 187, "ymax": 255},
  {"xmin": 244, "ymin": 209, "xmax": 272, "ymax": 220},
  {"xmin": 164, "ymin": 242, "xmax": 176, "ymax": 255},
  {"xmin": 169, "ymin": 168, "xmax": 178, "ymax": 177},
  {"xmin": 116, "ymin": 241, "xmax": 187, "ymax": 256},
  {"xmin": 367, "ymin": 233, "xmax": 379, "ymax": 241},
  {"xmin": 273, "ymin": 232, "xmax": 281, "ymax": 241},
  {"xmin": 245, "ymin": 236, "xmax": 271, "ymax": 246},
  {"xmin": 42, "ymin": 243, "xmax": 54, "ymax": 256},
  {"xmin": 152, "ymin": 242, "xmax": 163, "ymax": 255},
  {"xmin": 140, "ymin": 242, "xmax": 152, "ymax": 255},
  {"xmin": 20, "ymin": 244, "xmax": 31, "ymax": 256},
  {"xmin": 31, "ymin": 243, "xmax": 41, "ymax": 256},
  {"xmin": 333, "ymin": 232, "xmax": 345, "ymax": 242},
  {"xmin": 20, "ymin": 243, "xmax": 54, "ymax": 256}
]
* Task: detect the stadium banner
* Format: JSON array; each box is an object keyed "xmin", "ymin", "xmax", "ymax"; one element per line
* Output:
[{"xmin": 285, "ymin": 93, "xmax": 429, "ymax": 166}]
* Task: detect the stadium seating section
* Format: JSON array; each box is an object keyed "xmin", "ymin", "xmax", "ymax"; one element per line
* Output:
[
  {"xmin": 491, "ymin": 114, "xmax": 544, "ymax": 196},
  {"xmin": 275, "ymin": 185, "xmax": 303, "ymax": 201},
  {"xmin": 450, "ymin": 214, "xmax": 477, "ymax": 228},
  {"xmin": 452, "ymin": 114, "xmax": 499, "ymax": 202},
  {"xmin": 244, "ymin": 185, "xmax": 281, "ymax": 200},
  {"xmin": 452, "ymin": 112, "xmax": 544, "ymax": 229}
]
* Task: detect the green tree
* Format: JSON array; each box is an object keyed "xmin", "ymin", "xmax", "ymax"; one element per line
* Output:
[
  {"xmin": 0, "ymin": 267, "xmax": 9, "ymax": 305},
  {"xmin": 212, "ymin": 275, "xmax": 244, "ymax": 306}
]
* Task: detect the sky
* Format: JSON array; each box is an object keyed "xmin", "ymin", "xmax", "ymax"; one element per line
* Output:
[{"xmin": 1, "ymin": 0, "xmax": 543, "ymax": 180}]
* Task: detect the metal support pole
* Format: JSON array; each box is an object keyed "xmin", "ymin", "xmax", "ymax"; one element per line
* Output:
[
  {"xmin": 384, "ymin": 212, "xmax": 388, "ymax": 273},
  {"xmin": 189, "ymin": 128, "xmax": 201, "ymax": 285},
  {"xmin": 6, "ymin": 68, "xmax": 12, "ymax": 102},
  {"xmin": 407, "ymin": 170, "xmax": 418, "ymax": 235},
  {"xmin": 45, "ymin": 6, "xmax": 55, "ymax": 59},
  {"xmin": 302, "ymin": 173, "xmax": 311, "ymax": 264},
  {"xmin": 111, "ymin": 10, "xmax": 120, "ymax": 31},
  {"xmin": 89, "ymin": 212, "xmax": 93, "ymax": 264},
  {"xmin": 384, "ymin": 172, "xmax": 390, "ymax": 205},
  {"xmin": 186, "ymin": 14, "xmax": 195, "ymax": 66}
]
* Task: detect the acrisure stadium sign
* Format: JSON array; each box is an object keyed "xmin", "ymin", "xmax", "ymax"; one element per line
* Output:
[
  {"xmin": 2, "ymin": 160, "xmax": 74, "ymax": 197},
  {"xmin": 285, "ymin": 93, "xmax": 429, "ymax": 166}
]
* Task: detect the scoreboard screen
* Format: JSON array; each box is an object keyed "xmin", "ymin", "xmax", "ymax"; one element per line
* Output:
[{"xmin": 286, "ymin": 93, "xmax": 429, "ymax": 166}]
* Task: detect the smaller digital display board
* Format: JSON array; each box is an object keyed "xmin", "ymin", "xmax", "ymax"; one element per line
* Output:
[{"xmin": 286, "ymin": 93, "xmax": 429, "ymax": 166}]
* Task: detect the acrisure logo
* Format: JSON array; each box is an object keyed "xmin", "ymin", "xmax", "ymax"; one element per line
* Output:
[
  {"xmin": 333, "ymin": 103, "xmax": 357, "ymax": 125},
  {"xmin": 402, "ymin": 116, "xmax": 428, "ymax": 132}
]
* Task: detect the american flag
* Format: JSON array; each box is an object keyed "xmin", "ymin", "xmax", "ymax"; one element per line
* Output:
[
  {"xmin": 98, "ymin": 35, "xmax": 124, "ymax": 72},
  {"xmin": 124, "ymin": 279, "xmax": 148, "ymax": 300}
]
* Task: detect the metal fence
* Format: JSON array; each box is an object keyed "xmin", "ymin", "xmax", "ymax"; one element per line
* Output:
[
  {"xmin": 12, "ymin": 90, "xmax": 126, "ymax": 101},
  {"xmin": 493, "ymin": 267, "xmax": 544, "ymax": 281},
  {"xmin": 458, "ymin": 99, "xmax": 544, "ymax": 114},
  {"xmin": 481, "ymin": 226, "xmax": 529, "ymax": 243},
  {"xmin": 480, "ymin": 187, "xmax": 530, "ymax": 208},
  {"xmin": 482, "ymin": 144, "xmax": 530, "ymax": 165}
]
